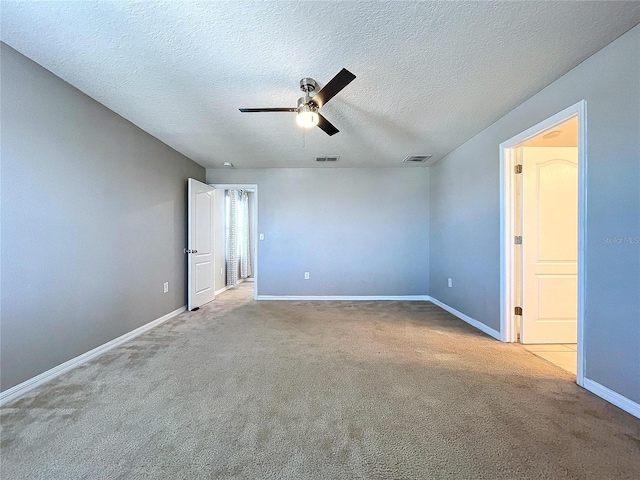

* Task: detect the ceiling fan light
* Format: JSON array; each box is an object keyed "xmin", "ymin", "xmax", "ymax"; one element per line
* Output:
[
  {"xmin": 296, "ymin": 111, "xmax": 319, "ymax": 128},
  {"xmin": 296, "ymin": 102, "xmax": 319, "ymax": 128}
]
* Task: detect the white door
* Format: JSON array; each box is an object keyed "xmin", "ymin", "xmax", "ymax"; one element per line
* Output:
[
  {"xmin": 521, "ymin": 147, "xmax": 578, "ymax": 344},
  {"xmin": 188, "ymin": 178, "xmax": 216, "ymax": 310}
]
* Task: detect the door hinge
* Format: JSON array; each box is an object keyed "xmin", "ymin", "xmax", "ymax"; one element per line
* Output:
[
  {"xmin": 514, "ymin": 235, "xmax": 522, "ymax": 245},
  {"xmin": 515, "ymin": 306, "xmax": 523, "ymax": 316},
  {"xmin": 514, "ymin": 164, "xmax": 523, "ymax": 174}
]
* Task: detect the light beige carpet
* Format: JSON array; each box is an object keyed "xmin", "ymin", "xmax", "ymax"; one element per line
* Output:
[{"xmin": 2, "ymin": 282, "xmax": 639, "ymax": 479}]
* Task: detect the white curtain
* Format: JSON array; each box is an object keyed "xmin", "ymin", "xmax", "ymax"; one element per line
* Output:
[
  {"xmin": 227, "ymin": 189, "xmax": 253, "ymax": 286},
  {"xmin": 226, "ymin": 189, "xmax": 238, "ymax": 286}
]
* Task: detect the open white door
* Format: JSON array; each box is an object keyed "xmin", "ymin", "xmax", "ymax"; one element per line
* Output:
[
  {"xmin": 187, "ymin": 178, "xmax": 216, "ymax": 311},
  {"xmin": 521, "ymin": 147, "xmax": 578, "ymax": 343}
]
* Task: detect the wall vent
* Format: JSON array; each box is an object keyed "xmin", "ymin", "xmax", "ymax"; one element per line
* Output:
[
  {"xmin": 315, "ymin": 155, "xmax": 340, "ymax": 162},
  {"xmin": 402, "ymin": 155, "xmax": 432, "ymax": 163}
]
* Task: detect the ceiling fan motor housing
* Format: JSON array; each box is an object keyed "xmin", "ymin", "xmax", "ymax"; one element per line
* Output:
[{"xmin": 297, "ymin": 96, "xmax": 318, "ymax": 114}]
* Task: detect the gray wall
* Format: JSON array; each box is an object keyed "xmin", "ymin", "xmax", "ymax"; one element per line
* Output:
[
  {"xmin": 0, "ymin": 44, "xmax": 205, "ymax": 391},
  {"xmin": 429, "ymin": 26, "xmax": 640, "ymax": 402},
  {"xmin": 207, "ymin": 168, "xmax": 429, "ymax": 297}
]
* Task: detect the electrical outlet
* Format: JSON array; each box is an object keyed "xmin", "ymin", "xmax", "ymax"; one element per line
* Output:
[
  {"xmin": 448, "ymin": 278, "xmax": 453, "ymax": 288},
  {"xmin": 304, "ymin": 272, "xmax": 310, "ymax": 280},
  {"xmin": 163, "ymin": 282, "xmax": 169, "ymax": 293},
  {"xmin": 259, "ymin": 233, "xmax": 265, "ymax": 240}
]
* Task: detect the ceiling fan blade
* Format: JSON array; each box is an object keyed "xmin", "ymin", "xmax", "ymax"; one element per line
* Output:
[
  {"xmin": 317, "ymin": 113, "xmax": 339, "ymax": 136},
  {"xmin": 239, "ymin": 108, "xmax": 297, "ymax": 112},
  {"xmin": 311, "ymin": 68, "xmax": 356, "ymax": 108}
]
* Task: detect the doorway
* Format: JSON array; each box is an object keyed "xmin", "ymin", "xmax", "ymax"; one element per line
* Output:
[
  {"xmin": 211, "ymin": 183, "xmax": 259, "ymax": 301},
  {"xmin": 500, "ymin": 101, "xmax": 586, "ymax": 385}
]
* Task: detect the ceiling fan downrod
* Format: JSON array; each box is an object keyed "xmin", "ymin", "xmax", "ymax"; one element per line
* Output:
[{"xmin": 298, "ymin": 77, "xmax": 318, "ymax": 112}]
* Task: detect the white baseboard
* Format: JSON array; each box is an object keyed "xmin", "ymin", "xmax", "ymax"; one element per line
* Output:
[
  {"xmin": 428, "ymin": 296, "xmax": 502, "ymax": 341},
  {"xmin": 582, "ymin": 378, "xmax": 640, "ymax": 419},
  {"xmin": 218, "ymin": 278, "xmax": 254, "ymax": 294},
  {"xmin": 257, "ymin": 295, "xmax": 430, "ymax": 301},
  {"xmin": 0, "ymin": 305, "xmax": 186, "ymax": 406},
  {"xmin": 215, "ymin": 285, "xmax": 232, "ymax": 296}
]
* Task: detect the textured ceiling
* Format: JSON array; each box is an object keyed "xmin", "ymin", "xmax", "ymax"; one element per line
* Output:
[{"xmin": 2, "ymin": 1, "xmax": 639, "ymax": 169}]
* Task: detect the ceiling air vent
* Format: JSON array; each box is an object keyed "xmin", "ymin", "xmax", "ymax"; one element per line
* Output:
[
  {"xmin": 402, "ymin": 155, "xmax": 432, "ymax": 164},
  {"xmin": 315, "ymin": 155, "xmax": 340, "ymax": 162}
]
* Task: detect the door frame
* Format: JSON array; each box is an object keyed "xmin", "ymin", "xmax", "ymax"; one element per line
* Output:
[
  {"xmin": 210, "ymin": 183, "xmax": 259, "ymax": 300},
  {"xmin": 499, "ymin": 100, "xmax": 587, "ymax": 386}
]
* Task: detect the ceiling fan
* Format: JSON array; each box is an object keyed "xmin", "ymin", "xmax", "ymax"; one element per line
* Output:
[{"xmin": 239, "ymin": 68, "xmax": 356, "ymax": 136}]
